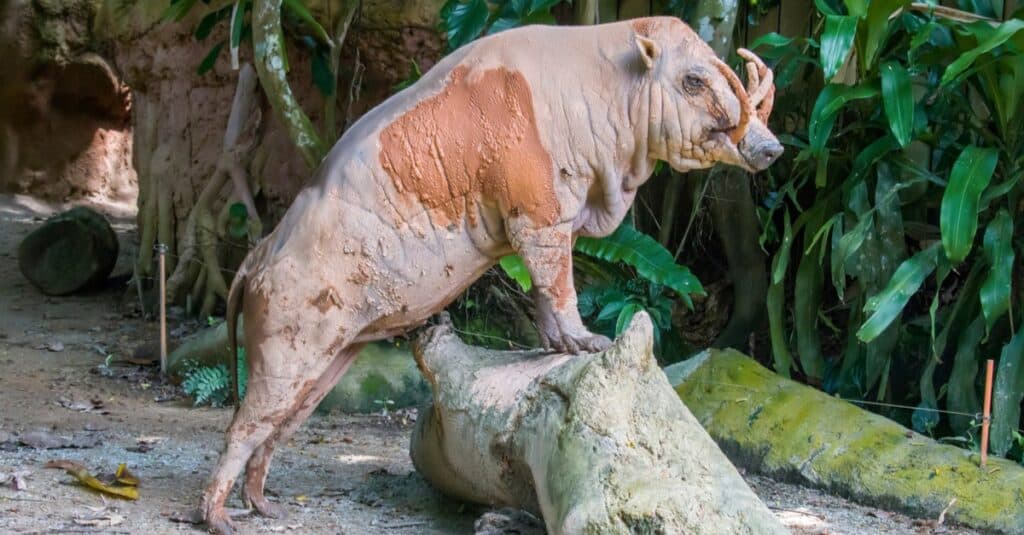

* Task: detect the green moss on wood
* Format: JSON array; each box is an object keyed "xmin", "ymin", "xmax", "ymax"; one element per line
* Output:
[{"xmin": 669, "ymin": 349, "xmax": 1024, "ymax": 534}]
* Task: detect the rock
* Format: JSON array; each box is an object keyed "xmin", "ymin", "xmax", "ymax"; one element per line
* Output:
[
  {"xmin": 318, "ymin": 342, "xmax": 430, "ymax": 414},
  {"xmin": 17, "ymin": 206, "xmax": 118, "ymax": 295}
]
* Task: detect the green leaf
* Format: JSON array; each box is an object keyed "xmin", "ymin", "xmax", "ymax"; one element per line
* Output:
[
  {"xmin": 229, "ymin": 0, "xmax": 246, "ymax": 49},
  {"xmin": 195, "ymin": 6, "xmax": 231, "ymax": 40},
  {"xmin": 863, "ymin": 0, "xmax": 908, "ymax": 70},
  {"xmin": 498, "ymin": 255, "xmax": 532, "ymax": 292},
  {"xmin": 947, "ymin": 316, "xmax": 985, "ymax": 435},
  {"xmin": 528, "ymin": 0, "xmax": 562, "ymax": 14},
  {"xmin": 857, "ymin": 243, "xmax": 940, "ymax": 342},
  {"xmin": 489, "ymin": 17, "xmax": 520, "ymax": 33},
  {"xmin": 615, "ymin": 303, "xmax": 642, "ymax": 336},
  {"xmin": 768, "ymin": 210, "xmax": 794, "ymax": 377},
  {"xmin": 808, "ymin": 83, "xmax": 879, "ymax": 154},
  {"xmin": 880, "ymin": 62, "xmax": 914, "ymax": 147},
  {"xmin": 282, "ymin": 0, "xmax": 332, "ymax": 45},
  {"xmin": 940, "ymin": 146, "xmax": 999, "ymax": 263},
  {"xmin": 831, "ymin": 214, "xmax": 871, "ymax": 301},
  {"xmin": 749, "ymin": 32, "xmax": 795, "ymax": 51},
  {"xmin": 942, "ymin": 19, "xmax": 1024, "ymax": 86},
  {"xmin": 311, "ymin": 50, "xmax": 335, "ymax": 96},
  {"xmin": 574, "ymin": 224, "xmax": 704, "ymax": 309},
  {"xmin": 820, "ymin": 15, "xmax": 858, "ymax": 81},
  {"xmin": 161, "ymin": 0, "xmax": 199, "ymax": 22},
  {"xmin": 795, "ymin": 248, "xmax": 825, "ymax": 380},
  {"xmin": 980, "ymin": 210, "xmax": 1014, "ymax": 332},
  {"xmin": 991, "ymin": 323, "xmax": 1024, "ymax": 456},
  {"xmin": 445, "ymin": 0, "xmax": 490, "ymax": 50},
  {"xmin": 598, "ymin": 300, "xmax": 627, "ymax": 323},
  {"xmin": 197, "ymin": 40, "xmax": 225, "ymax": 75},
  {"xmin": 843, "ymin": 0, "xmax": 867, "ymax": 17}
]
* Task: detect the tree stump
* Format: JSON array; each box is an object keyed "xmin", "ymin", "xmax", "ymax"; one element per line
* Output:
[
  {"xmin": 17, "ymin": 206, "xmax": 119, "ymax": 295},
  {"xmin": 410, "ymin": 312, "xmax": 785, "ymax": 534}
]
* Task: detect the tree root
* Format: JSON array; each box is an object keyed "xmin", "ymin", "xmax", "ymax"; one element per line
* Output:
[{"xmin": 164, "ymin": 63, "xmax": 262, "ymax": 311}]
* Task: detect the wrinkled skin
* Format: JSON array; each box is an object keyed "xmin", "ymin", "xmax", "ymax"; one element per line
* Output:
[{"xmin": 198, "ymin": 16, "xmax": 781, "ymax": 534}]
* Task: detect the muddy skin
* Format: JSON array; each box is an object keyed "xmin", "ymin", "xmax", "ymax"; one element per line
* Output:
[{"xmin": 199, "ymin": 16, "xmax": 781, "ymax": 534}]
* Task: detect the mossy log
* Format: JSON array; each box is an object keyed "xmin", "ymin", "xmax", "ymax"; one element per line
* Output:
[
  {"xmin": 17, "ymin": 206, "xmax": 119, "ymax": 295},
  {"xmin": 667, "ymin": 349, "xmax": 1024, "ymax": 535},
  {"xmin": 409, "ymin": 312, "xmax": 785, "ymax": 534}
]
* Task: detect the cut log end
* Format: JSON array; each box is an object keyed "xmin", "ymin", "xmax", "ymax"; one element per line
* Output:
[
  {"xmin": 17, "ymin": 206, "xmax": 119, "ymax": 296},
  {"xmin": 410, "ymin": 312, "xmax": 787, "ymax": 534}
]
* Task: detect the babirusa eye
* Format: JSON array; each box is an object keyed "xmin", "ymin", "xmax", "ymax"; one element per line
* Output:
[{"xmin": 683, "ymin": 74, "xmax": 705, "ymax": 93}]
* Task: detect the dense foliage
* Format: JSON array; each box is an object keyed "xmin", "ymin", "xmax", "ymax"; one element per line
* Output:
[{"xmin": 754, "ymin": 0, "xmax": 1024, "ymax": 458}]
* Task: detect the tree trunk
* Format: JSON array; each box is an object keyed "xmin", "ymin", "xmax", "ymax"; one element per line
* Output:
[{"xmin": 409, "ymin": 312, "xmax": 786, "ymax": 534}]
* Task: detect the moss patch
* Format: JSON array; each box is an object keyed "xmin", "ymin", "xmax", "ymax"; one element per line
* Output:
[{"xmin": 669, "ymin": 349, "xmax": 1024, "ymax": 534}]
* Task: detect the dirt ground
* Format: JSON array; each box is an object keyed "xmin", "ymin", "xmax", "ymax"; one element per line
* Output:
[{"xmin": 0, "ymin": 194, "xmax": 977, "ymax": 535}]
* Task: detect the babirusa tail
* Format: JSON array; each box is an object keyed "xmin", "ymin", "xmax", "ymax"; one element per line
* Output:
[{"xmin": 226, "ymin": 269, "xmax": 245, "ymax": 408}]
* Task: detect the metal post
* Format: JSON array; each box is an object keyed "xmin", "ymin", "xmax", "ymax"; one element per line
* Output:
[{"xmin": 155, "ymin": 243, "xmax": 168, "ymax": 375}]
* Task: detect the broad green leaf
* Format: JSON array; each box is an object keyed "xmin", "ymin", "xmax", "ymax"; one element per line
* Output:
[
  {"xmin": 528, "ymin": 0, "xmax": 561, "ymax": 14},
  {"xmin": 991, "ymin": 323, "xmax": 1024, "ymax": 456},
  {"xmin": 863, "ymin": 0, "xmax": 909, "ymax": 70},
  {"xmin": 229, "ymin": 0, "xmax": 246, "ymax": 49},
  {"xmin": 445, "ymin": 0, "xmax": 490, "ymax": 50},
  {"xmin": 913, "ymin": 356, "xmax": 939, "ymax": 433},
  {"xmin": 808, "ymin": 83, "xmax": 879, "ymax": 154},
  {"xmin": 831, "ymin": 214, "xmax": 871, "ymax": 301},
  {"xmin": 844, "ymin": 0, "xmax": 867, "ymax": 17},
  {"xmin": 857, "ymin": 243, "xmax": 940, "ymax": 342},
  {"xmin": 795, "ymin": 248, "xmax": 825, "ymax": 380},
  {"xmin": 598, "ymin": 300, "xmax": 627, "ymax": 323},
  {"xmin": 980, "ymin": 210, "xmax": 1014, "ymax": 331},
  {"xmin": 161, "ymin": 0, "xmax": 199, "ymax": 22},
  {"xmin": 768, "ymin": 211, "xmax": 794, "ymax": 377},
  {"xmin": 947, "ymin": 316, "xmax": 985, "ymax": 435},
  {"xmin": 574, "ymin": 224, "xmax": 704, "ymax": 308},
  {"xmin": 940, "ymin": 146, "xmax": 999, "ymax": 263},
  {"xmin": 749, "ymin": 32, "xmax": 795, "ymax": 51},
  {"xmin": 615, "ymin": 303, "xmax": 642, "ymax": 336},
  {"xmin": 311, "ymin": 50, "xmax": 335, "ymax": 96},
  {"xmin": 489, "ymin": 17, "xmax": 520, "ymax": 33},
  {"xmin": 880, "ymin": 62, "xmax": 914, "ymax": 147},
  {"xmin": 941, "ymin": 19, "xmax": 1024, "ymax": 86},
  {"xmin": 282, "ymin": 0, "xmax": 331, "ymax": 45},
  {"xmin": 498, "ymin": 255, "xmax": 532, "ymax": 292},
  {"xmin": 821, "ymin": 15, "xmax": 858, "ymax": 81},
  {"xmin": 849, "ymin": 134, "xmax": 899, "ymax": 183},
  {"xmin": 197, "ymin": 40, "xmax": 225, "ymax": 75},
  {"xmin": 814, "ymin": 0, "xmax": 842, "ymax": 16},
  {"xmin": 195, "ymin": 6, "xmax": 231, "ymax": 40}
]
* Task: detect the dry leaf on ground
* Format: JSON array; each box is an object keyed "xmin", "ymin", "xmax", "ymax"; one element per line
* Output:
[{"xmin": 44, "ymin": 459, "xmax": 139, "ymax": 500}]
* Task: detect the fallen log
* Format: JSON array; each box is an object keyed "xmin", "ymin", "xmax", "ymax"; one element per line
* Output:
[
  {"xmin": 409, "ymin": 312, "xmax": 786, "ymax": 534},
  {"xmin": 18, "ymin": 206, "xmax": 119, "ymax": 295},
  {"xmin": 668, "ymin": 350, "xmax": 1024, "ymax": 535}
]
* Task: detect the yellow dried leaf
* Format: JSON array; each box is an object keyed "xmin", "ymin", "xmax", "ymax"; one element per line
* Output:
[{"xmin": 44, "ymin": 460, "xmax": 139, "ymax": 500}]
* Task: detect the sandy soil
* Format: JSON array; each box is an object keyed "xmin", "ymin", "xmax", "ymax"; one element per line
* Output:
[{"xmin": 0, "ymin": 194, "xmax": 976, "ymax": 535}]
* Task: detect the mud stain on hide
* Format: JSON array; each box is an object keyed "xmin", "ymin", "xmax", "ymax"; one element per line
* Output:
[
  {"xmin": 379, "ymin": 66, "xmax": 559, "ymax": 227},
  {"xmin": 550, "ymin": 253, "xmax": 572, "ymax": 310},
  {"xmin": 311, "ymin": 286, "xmax": 343, "ymax": 314}
]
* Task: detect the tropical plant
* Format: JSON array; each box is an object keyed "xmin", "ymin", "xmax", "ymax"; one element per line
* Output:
[
  {"xmin": 439, "ymin": 0, "xmax": 562, "ymax": 50},
  {"xmin": 754, "ymin": 0, "xmax": 1024, "ymax": 457}
]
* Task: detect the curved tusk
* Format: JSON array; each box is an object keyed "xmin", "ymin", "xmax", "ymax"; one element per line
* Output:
[
  {"xmin": 744, "ymin": 61, "xmax": 760, "ymax": 97},
  {"xmin": 712, "ymin": 58, "xmax": 752, "ymax": 145},
  {"xmin": 737, "ymin": 48, "xmax": 776, "ymax": 122}
]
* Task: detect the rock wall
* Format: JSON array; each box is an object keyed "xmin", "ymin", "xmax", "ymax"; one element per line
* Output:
[
  {"xmin": 0, "ymin": 0, "xmax": 135, "ymax": 206},
  {"xmin": 1, "ymin": 0, "xmax": 445, "ymax": 227},
  {"xmin": 96, "ymin": 0, "xmax": 445, "ymax": 242}
]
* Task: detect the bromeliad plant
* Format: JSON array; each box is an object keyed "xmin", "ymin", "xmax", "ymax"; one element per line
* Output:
[{"xmin": 754, "ymin": 0, "xmax": 1024, "ymax": 458}]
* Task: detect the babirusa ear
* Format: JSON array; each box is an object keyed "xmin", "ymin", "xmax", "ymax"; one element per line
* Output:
[{"xmin": 635, "ymin": 36, "xmax": 660, "ymax": 70}]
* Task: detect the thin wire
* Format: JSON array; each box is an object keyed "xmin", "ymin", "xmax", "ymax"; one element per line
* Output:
[{"xmin": 689, "ymin": 380, "xmax": 981, "ymax": 418}]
